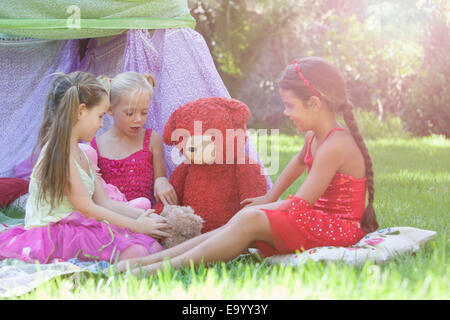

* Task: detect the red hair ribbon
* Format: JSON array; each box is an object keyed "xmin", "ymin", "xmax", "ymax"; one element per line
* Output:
[{"xmin": 293, "ymin": 59, "xmax": 321, "ymax": 100}]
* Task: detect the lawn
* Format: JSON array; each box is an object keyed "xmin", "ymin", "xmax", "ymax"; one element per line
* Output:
[{"xmin": 1, "ymin": 134, "xmax": 449, "ymax": 299}]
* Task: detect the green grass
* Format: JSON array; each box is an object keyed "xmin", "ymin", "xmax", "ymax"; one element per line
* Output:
[{"xmin": 2, "ymin": 134, "xmax": 449, "ymax": 299}]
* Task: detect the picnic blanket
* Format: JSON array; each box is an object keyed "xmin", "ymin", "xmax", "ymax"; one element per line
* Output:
[
  {"xmin": 0, "ymin": 258, "xmax": 109, "ymax": 298},
  {"xmin": 251, "ymin": 226, "xmax": 437, "ymax": 266}
]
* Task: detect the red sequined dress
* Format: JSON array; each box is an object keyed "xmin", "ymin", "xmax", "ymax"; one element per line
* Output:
[
  {"xmin": 91, "ymin": 129, "xmax": 155, "ymax": 206},
  {"xmin": 256, "ymin": 128, "xmax": 368, "ymax": 256}
]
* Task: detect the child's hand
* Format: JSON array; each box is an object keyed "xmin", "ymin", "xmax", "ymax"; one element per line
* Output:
[
  {"xmin": 240, "ymin": 194, "xmax": 271, "ymax": 208},
  {"xmin": 135, "ymin": 209, "xmax": 172, "ymax": 239},
  {"xmin": 154, "ymin": 177, "xmax": 178, "ymax": 206}
]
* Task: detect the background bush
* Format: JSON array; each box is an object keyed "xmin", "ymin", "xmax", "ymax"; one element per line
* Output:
[
  {"xmin": 401, "ymin": 2, "xmax": 450, "ymax": 137},
  {"xmin": 188, "ymin": 0, "xmax": 450, "ymax": 137},
  {"xmin": 351, "ymin": 109, "xmax": 410, "ymax": 140}
]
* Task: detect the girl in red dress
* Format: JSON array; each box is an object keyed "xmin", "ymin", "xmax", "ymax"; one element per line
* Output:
[{"xmin": 117, "ymin": 57, "xmax": 379, "ymax": 275}]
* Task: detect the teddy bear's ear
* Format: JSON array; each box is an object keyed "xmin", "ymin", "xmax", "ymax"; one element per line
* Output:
[
  {"xmin": 227, "ymin": 98, "xmax": 251, "ymax": 127},
  {"xmin": 162, "ymin": 110, "xmax": 178, "ymax": 145}
]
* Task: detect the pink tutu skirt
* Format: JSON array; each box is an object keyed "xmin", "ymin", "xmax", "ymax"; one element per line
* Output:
[{"xmin": 0, "ymin": 212, "xmax": 163, "ymax": 264}]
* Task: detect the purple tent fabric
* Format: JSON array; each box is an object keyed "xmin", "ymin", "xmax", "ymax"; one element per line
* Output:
[
  {"xmin": 77, "ymin": 33, "xmax": 127, "ymax": 136},
  {"xmin": 0, "ymin": 38, "xmax": 79, "ymax": 177},
  {"xmin": 13, "ymin": 152, "xmax": 39, "ymax": 180},
  {"xmin": 2, "ymin": 28, "xmax": 271, "ymax": 189},
  {"xmin": 122, "ymin": 28, "xmax": 232, "ymax": 175},
  {"xmin": 80, "ymin": 28, "xmax": 272, "ymax": 188}
]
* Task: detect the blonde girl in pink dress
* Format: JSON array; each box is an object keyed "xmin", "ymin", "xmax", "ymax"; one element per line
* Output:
[{"xmin": 91, "ymin": 72, "xmax": 177, "ymax": 208}]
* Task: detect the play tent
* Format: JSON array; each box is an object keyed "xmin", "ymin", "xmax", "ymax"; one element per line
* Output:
[{"xmin": 0, "ymin": 0, "xmax": 272, "ymax": 189}]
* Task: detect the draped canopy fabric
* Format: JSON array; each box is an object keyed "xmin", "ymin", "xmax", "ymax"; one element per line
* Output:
[
  {"xmin": 0, "ymin": 27, "xmax": 272, "ymax": 189},
  {"xmin": 0, "ymin": 38, "xmax": 79, "ymax": 177},
  {"xmin": 0, "ymin": 0, "xmax": 195, "ymax": 40},
  {"xmin": 79, "ymin": 28, "xmax": 271, "ymax": 183}
]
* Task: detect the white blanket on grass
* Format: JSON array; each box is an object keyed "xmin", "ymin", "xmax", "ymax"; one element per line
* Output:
[
  {"xmin": 250, "ymin": 227, "xmax": 437, "ymax": 266},
  {"xmin": 0, "ymin": 258, "xmax": 109, "ymax": 298}
]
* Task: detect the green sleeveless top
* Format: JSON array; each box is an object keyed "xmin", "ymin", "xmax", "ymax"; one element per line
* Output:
[{"xmin": 24, "ymin": 149, "xmax": 95, "ymax": 229}]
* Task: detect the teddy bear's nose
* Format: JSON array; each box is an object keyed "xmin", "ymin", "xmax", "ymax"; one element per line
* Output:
[{"xmin": 188, "ymin": 147, "xmax": 196, "ymax": 153}]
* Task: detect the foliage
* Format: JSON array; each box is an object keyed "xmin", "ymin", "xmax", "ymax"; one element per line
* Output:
[
  {"xmin": 248, "ymin": 109, "xmax": 410, "ymax": 139},
  {"xmin": 317, "ymin": 13, "xmax": 423, "ymax": 117},
  {"xmin": 401, "ymin": 0, "xmax": 450, "ymax": 137},
  {"xmin": 188, "ymin": 0, "xmax": 449, "ymax": 137},
  {"xmin": 188, "ymin": 0, "xmax": 306, "ymax": 96},
  {"xmin": 348, "ymin": 109, "xmax": 410, "ymax": 140}
]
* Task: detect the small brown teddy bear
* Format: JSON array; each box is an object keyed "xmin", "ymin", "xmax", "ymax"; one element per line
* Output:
[{"xmin": 159, "ymin": 205, "xmax": 204, "ymax": 248}]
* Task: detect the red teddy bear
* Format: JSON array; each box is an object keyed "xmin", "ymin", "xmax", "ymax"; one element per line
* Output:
[{"xmin": 154, "ymin": 97, "xmax": 268, "ymax": 233}]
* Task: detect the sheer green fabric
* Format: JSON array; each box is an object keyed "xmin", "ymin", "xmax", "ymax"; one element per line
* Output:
[{"xmin": 0, "ymin": 0, "xmax": 195, "ymax": 39}]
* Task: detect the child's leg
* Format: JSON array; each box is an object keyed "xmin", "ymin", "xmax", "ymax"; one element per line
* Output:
[
  {"xmin": 117, "ymin": 225, "xmax": 226, "ymax": 271},
  {"xmin": 134, "ymin": 209, "xmax": 274, "ymax": 275},
  {"xmin": 117, "ymin": 206, "xmax": 275, "ymax": 271},
  {"xmin": 127, "ymin": 197, "xmax": 152, "ymax": 210},
  {"xmin": 118, "ymin": 244, "xmax": 149, "ymax": 261}
]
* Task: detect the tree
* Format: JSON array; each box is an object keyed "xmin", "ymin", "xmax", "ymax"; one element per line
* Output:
[
  {"xmin": 189, "ymin": 0, "xmax": 450, "ymax": 136},
  {"xmin": 402, "ymin": 0, "xmax": 450, "ymax": 137},
  {"xmin": 188, "ymin": 0, "xmax": 305, "ymax": 97}
]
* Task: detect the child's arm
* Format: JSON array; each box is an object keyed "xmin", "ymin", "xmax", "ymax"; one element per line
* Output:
[
  {"xmin": 91, "ymin": 177, "xmax": 145, "ymax": 219},
  {"xmin": 150, "ymin": 130, "xmax": 178, "ymax": 205},
  {"xmin": 241, "ymin": 131, "xmax": 312, "ymax": 207},
  {"xmin": 236, "ymin": 161, "xmax": 269, "ymax": 209},
  {"xmin": 153, "ymin": 163, "xmax": 189, "ymax": 213},
  {"xmin": 65, "ymin": 158, "xmax": 171, "ymax": 239},
  {"xmin": 293, "ymin": 134, "xmax": 347, "ymax": 205}
]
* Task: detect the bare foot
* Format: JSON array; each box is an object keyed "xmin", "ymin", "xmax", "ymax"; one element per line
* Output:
[
  {"xmin": 132, "ymin": 261, "xmax": 167, "ymax": 277},
  {"xmin": 116, "ymin": 258, "xmax": 145, "ymax": 272}
]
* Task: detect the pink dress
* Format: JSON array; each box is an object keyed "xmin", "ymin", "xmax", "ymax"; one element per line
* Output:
[
  {"xmin": 0, "ymin": 149, "xmax": 163, "ymax": 264},
  {"xmin": 79, "ymin": 143, "xmax": 151, "ymax": 210},
  {"xmin": 91, "ymin": 129, "xmax": 155, "ymax": 206}
]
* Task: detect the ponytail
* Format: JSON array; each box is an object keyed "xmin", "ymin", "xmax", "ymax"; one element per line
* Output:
[
  {"xmin": 35, "ymin": 71, "xmax": 107, "ymax": 210},
  {"xmin": 143, "ymin": 73, "xmax": 155, "ymax": 88},
  {"xmin": 38, "ymin": 85, "xmax": 79, "ymax": 210},
  {"xmin": 340, "ymin": 101, "xmax": 378, "ymax": 232},
  {"xmin": 96, "ymin": 75, "xmax": 112, "ymax": 96}
]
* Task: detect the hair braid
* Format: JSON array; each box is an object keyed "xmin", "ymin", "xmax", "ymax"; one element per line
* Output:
[{"xmin": 341, "ymin": 102, "xmax": 378, "ymax": 232}]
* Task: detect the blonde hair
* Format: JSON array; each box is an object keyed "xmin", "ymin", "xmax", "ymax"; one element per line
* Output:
[
  {"xmin": 98, "ymin": 72, "xmax": 155, "ymax": 109},
  {"xmin": 36, "ymin": 71, "xmax": 108, "ymax": 210}
]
